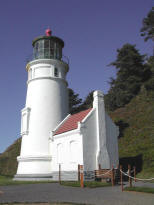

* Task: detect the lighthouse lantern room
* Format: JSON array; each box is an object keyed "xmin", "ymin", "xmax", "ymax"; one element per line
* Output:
[{"xmin": 32, "ymin": 29, "xmax": 64, "ymax": 60}]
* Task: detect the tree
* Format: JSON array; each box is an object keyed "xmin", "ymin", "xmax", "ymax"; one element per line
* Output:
[
  {"xmin": 70, "ymin": 91, "xmax": 94, "ymax": 113},
  {"xmin": 106, "ymin": 44, "xmax": 151, "ymax": 111},
  {"xmin": 80, "ymin": 91, "xmax": 94, "ymax": 110},
  {"xmin": 147, "ymin": 56, "xmax": 154, "ymax": 72},
  {"xmin": 140, "ymin": 8, "xmax": 154, "ymax": 42},
  {"xmin": 144, "ymin": 56, "xmax": 154, "ymax": 90},
  {"xmin": 68, "ymin": 88, "xmax": 82, "ymax": 114}
]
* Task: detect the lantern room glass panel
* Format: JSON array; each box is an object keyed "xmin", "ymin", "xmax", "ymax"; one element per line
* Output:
[
  {"xmin": 33, "ymin": 38, "xmax": 63, "ymax": 61},
  {"xmin": 49, "ymin": 41, "xmax": 54, "ymax": 59},
  {"xmin": 44, "ymin": 39, "xmax": 50, "ymax": 59}
]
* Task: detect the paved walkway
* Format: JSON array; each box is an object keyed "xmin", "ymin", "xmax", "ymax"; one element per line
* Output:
[
  {"xmin": 0, "ymin": 183, "xmax": 154, "ymax": 205},
  {"xmin": 129, "ymin": 181, "xmax": 154, "ymax": 188}
]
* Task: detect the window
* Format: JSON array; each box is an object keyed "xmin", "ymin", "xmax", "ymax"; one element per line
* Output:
[
  {"xmin": 70, "ymin": 141, "xmax": 78, "ymax": 163},
  {"xmin": 21, "ymin": 107, "xmax": 31, "ymax": 135},
  {"xmin": 54, "ymin": 67, "xmax": 59, "ymax": 77},
  {"xmin": 34, "ymin": 42, "xmax": 39, "ymax": 59},
  {"xmin": 57, "ymin": 143, "xmax": 63, "ymax": 164},
  {"xmin": 50, "ymin": 41, "xmax": 54, "ymax": 58},
  {"xmin": 44, "ymin": 40, "xmax": 50, "ymax": 58},
  {"xmin": 44, "ymin": 39, "xmax": 50, "ymax": 49},
  {"xmin": 55, "ymin": 43, "xmax": 62, "ymax": 60}
]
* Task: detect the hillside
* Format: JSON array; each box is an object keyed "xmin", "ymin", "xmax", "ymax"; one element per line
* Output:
[
  {"xmin": 110, "ymin": 87, "xmax": 154, "ymax": 177},
  {"xmin": 0, "ymin": 87, "xmax": 154, "ymax": 177},
  {"xmin": 0, "ymin": 138, "xmax": 21, "ymax": 176}
]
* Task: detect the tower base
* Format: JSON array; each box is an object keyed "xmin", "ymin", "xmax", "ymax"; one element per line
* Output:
[
  {"xmin": 13, "ymin": 173, "xmax": 53, "ymax": 181},
  {"xmin": 15, "ymin": 155, "xmax": 52, "ymax": 181}
]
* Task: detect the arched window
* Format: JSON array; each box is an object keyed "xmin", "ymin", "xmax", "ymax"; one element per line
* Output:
[
  {"xmin": 70, "ymin": 141, "xmax": 78, "ymax": 163},
  {"xmin": 57, "ymin": 143, "xmax": 63, "ymax": 164}
]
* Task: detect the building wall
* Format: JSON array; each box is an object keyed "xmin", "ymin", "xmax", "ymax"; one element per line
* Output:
[
  {"xmin": 50, "ymin": 129, "xmax": 83, "ymax": 180},
  {"xmin": 82, "ymin": 109, "xmax": 97, "ymax": 171},
  {"xmin": 93, "ymin": 91, "xmax": 111, "ymax": 169},
  {"xmin": 105, "ymin": 112, "xmax": 119, "ymax": 168}
]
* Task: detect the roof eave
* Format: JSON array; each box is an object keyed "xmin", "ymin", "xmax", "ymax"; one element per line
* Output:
[{"xmin": 53, "ymin": 114, "xmax": 71, "ymax": 135}]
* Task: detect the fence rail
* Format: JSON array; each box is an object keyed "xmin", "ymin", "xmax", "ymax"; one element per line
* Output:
[{"xmin": 57, "ymin": 164, "xmax": 154, "ymax": 190}]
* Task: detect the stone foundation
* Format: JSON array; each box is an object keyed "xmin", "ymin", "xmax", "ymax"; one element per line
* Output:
[{"xmin": 14, "ymin": 170, "xmax": 95, "ymax": 181}]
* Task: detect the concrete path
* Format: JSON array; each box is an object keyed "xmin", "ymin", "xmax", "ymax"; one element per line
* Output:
[
  {"xmin": 129, "ymin": 181, "xmax": 154, "ymax": 188},
  {"xmin": 0, "ymin": 183, "xmax": 154, "ymax": 205}
]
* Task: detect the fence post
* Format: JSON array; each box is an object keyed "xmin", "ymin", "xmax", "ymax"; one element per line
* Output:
[
  {"xmin": 128, "ymin": 164, "xmax": 132, "ymax": 187},
  {"xmin": 98, "ymin": 164, "xmax": 101, "ymax": 180},
  {"xmin": 116, "ymin": 164, "xmax": 119, "ymax": 184},
  {"xmin": 134, "ymin": 166, "xmax": 136, "ymax": 182},
  {"xmin": 111, "ymin": 165, "xmax": 115, "ymax": 186},
  {"xmin": 80, "ymin": 165, "xmax": 84, "ymax": 188},
  {"xmin": 99, "ymin": 164, "xmax": 101, "ymax": 170},
  {"xmin": 120, "ymin": 165, "xmax": 123, "ymax": 191},
  {"xmin": 59, "ymin": 164, "xmax": 61, "ymax": 184},
  {"xmin": 78, "ymin": 164, "xmax": 80, "ymax": 181}
]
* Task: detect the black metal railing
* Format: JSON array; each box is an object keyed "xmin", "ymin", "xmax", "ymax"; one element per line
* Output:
[{"xmin": 26, "ymin": 51, "xmax": 69, "ymax": 65}]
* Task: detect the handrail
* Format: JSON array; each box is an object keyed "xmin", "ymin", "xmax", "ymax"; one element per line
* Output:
[
  {"xmin": 26, "ymin": 53, "xmax": 69, "ymax": 65},
  {"xmin": 119, "ymin": 169, "xmax": 154, "ymax": 181}
]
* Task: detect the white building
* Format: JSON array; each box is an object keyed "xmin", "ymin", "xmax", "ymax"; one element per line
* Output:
[{"xmin": 14, "ymin": 30, "xmax": 119, "ymax": 181}]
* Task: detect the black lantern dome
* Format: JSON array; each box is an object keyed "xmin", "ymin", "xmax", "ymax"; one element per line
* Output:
[{"xmin": 32, "ymin": 29, "xmax": 64, "ymax": 60}]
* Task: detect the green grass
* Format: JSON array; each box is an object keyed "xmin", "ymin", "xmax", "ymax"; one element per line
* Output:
[
  {"xmin": 61, "ymin": 181, "xmax": 112, "ymax": 188},
  {"xmin": 0, "ymin": 176, "xmax": 111, "ymax": 188},
  {"xmin": 124, "ymin": 186, "xmax": 154, "ymax": 194},
  {"xmin": 0, "ymin": 175, "xmax": 58, "ymax": 186},
  {"xmin": 110, "ymin": 88, "xmax": 154, "ymax": 178},
  {"xmin": 0, "ymin": 138, "xmax": 21, "ymax": 176}
]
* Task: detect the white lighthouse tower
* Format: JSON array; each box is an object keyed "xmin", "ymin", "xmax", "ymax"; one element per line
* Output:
[{"xmin": 14, "ymin": 29, "xmax": 69, "ymax": 180}]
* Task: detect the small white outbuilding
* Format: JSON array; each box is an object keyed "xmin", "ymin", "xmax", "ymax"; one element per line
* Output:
[{"xmin": 50, "ymin": 90, "xmax": 119, "ymax": 181}]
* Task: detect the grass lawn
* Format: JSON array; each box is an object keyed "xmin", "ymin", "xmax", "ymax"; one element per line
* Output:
[
  {"xmin": 61, "ymin": 181, "xmax": 112, "ymax": 188},
  {"xmin": 0, "ymin": 175, "xmax": 57, "ymax": 186},
  {"xmin": 124, "ymin": 186, "xmax": 154, "ymax": 194},
  {"xmin": 0, "ymin": 175, "xmax": 111, "ymax": 188},
  {"xmin": 1, "ymin": 174, "xmax": 154, "ymax": 187}
]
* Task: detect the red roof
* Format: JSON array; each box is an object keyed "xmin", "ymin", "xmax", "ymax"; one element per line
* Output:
[{"xmin": 54, "ymin": 108, "xmax": 92, "ymax": 135}]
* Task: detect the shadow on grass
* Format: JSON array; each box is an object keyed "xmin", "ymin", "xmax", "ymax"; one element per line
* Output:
[
  {"xmin": 115, "ymin": 120, "xmax": 129, "ymax": 139},
  {"xmin": 119, "ymin": 154, "xmax": 143, "ymax": 173}
]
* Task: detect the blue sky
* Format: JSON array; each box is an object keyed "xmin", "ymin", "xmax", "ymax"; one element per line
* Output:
[{"xmin": 0, "ymin": 0, "xmax": 153, "ymax": 153}]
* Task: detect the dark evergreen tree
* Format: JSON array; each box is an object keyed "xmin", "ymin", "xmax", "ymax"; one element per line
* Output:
[
  {"xmin": 68, "ymin": 88, "xmax": 82, "ymax": 114},
  {"xmin": 140, "ymin": 8, "xmax": 154, "ymax": 42},
  {"xmin": 70, "ymin": 91, "xmax": 94, "ymax": 113},
  {"xmin": 144, "ymin": 56, "xmax": 154, "ymax": 90},
  {"xmin": 106, "ymin": 44, "xmax": 151, "ymax": 111},
  {"xmin": 80, "ymin": 91, "xmax": 94, "ymax": 110}
]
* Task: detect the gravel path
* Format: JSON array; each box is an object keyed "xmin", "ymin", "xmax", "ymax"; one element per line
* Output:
[{"xmin": 0, "ymin": 183, "xmax": 154, "ymax": 205}]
